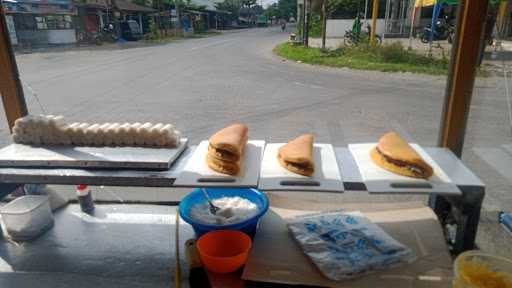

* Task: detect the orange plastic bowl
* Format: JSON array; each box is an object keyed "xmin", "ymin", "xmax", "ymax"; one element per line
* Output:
[{"xmin": 196, "ymin": 230, "xmax": 252, "ymax": 274}]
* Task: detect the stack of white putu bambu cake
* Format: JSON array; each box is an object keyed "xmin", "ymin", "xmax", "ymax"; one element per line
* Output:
[{"xmin": 12, "ymin": 115, "xmax": 181, "ymax": 148}]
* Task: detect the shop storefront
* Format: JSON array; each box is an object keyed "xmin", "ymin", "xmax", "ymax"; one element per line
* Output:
[
  {"xmin": 4, "ymin": 0, "xmax": 77, "ymax": 47},
  {"xmin": 75, "ymin": 0, "xmax": 110, "ymax": 34}
]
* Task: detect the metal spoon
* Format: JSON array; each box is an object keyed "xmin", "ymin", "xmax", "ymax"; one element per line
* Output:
[{"xmin": 200, "ymin": 188, "xmax": 220, "ymax": 215}]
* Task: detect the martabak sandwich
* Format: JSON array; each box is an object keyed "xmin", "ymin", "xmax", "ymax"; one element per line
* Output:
[
  {"xmin": 370, "ymin": 132, "xmax": 433, "ymax": 179},
  {"xmin": 206, "ymin": 123, "xmax": 248, "ymax": 175},
  {"xmin": 278, "ymin": 134, "xmax": 315, "ymax": 177}
]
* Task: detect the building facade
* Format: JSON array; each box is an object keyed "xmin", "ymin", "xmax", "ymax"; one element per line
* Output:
[{"xmin": 4, "ymin": 0, "xmax": 78, "ymax": 47}]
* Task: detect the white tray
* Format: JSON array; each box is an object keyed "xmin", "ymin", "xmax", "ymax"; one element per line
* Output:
[
  {"xmin": 0, "ymin": 139, "xmax": 188, "ymax": 170},
  {"xmin": 349, "ymin": 143, "xmax": 461, "ymax": 195},
  {"xmin": 174, "ymin": 140, "xmax": 265, "ymax": 187},
  {"xmin": 258, "ymin": 143, "xmax": 344, "ymax": 192}
]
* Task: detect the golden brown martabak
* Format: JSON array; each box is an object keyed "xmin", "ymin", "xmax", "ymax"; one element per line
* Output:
[
  {"xmin": 206, "ymin": 154, "xmax": 240, "ymax": 175},
  {"xmin": 206, "ymin": 123, "xmax": 248, "ymax": 175},
  {"xmin": 370, "ymin": 132, "xmax": 433, "ymax": 179},
  {"xmin": 208, "ymin": 123, "xmax": 248, "ymax": 162},
  {"xmin": 278, "ymin": 134, "xmax": 315, "ymax": 177}
]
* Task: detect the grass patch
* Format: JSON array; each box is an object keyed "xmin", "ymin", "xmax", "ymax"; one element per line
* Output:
[{"xmin": 274, "ymin": 42, "xmax": 449, "ymax": 75}]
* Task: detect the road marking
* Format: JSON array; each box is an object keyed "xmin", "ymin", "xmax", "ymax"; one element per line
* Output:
[{"xmin": 294, "ymin": 81, "xmax": 324, "ymax": 89}]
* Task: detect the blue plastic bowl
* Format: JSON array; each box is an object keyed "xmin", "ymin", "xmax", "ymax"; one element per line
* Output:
[{"xmin": 179, "ymin": 188, "xmax": 269, "ymax": 238}]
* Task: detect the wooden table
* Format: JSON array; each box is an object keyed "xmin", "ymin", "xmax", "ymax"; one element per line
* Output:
[{"xmin": 203, "ymin": 201, "xmax": 454, "ymax": 288}]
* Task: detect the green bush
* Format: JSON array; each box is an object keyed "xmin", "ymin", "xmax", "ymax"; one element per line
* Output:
[
  {"xmin": 309, "ymin": 15, "xmax": 322, "ymax": 38},
  {"xmin": 194, "ymin": 19, "xmax": 207, "ymax": 33},
  {"xmin": 377, "ymin": 42, "xmax": 409, "ymax": 63},
  {"xmin": 341, "ymin": 41, "xmax": 448, "ymax": 68},
  {"xmin": 146, "ymin": 18, "xmax": 161, "ymax": 40},
  {"xmin": 274, "ymin": 42, "xmax": 449, "ymax": 75}
]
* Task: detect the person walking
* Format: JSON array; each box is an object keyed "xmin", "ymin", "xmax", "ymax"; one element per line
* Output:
[{"xmin": 280, "ymin": 18, "xmax": 287, "ymax": 32}]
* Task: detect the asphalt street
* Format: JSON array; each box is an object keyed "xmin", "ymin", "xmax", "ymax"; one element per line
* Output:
[{"xmin": 3, "ymin": 26, "xmax": 512, "ymax": 256}]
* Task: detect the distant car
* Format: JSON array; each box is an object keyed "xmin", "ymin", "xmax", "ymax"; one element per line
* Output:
[
  {"xmin": 120, "ymin": 20, "xmax": 142, "ymax": 41},
  {"xmin": 288, "ymin": 17, "xmax": 296, "ymax": 23}
]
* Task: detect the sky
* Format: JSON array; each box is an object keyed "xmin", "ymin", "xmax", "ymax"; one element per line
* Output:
[{"xmin": 261, "ymin": 0, "xmax": 278, "ymax": 8}]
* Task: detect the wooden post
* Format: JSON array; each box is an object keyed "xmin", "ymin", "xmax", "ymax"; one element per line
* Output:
[
  {"xmin": 0, "ymin": 10, "xmax": 28, "ymax": 133},
  {"xmin": 321, "ymin": 0, "xmax": 327, "ymax": 50},
  {"xmin": 370, "ymin": 0, "xmax": 379, "ymax": 47},
  {"xmin": 438, "ymin": 0, "xmax": 490, "ymax": 156}
]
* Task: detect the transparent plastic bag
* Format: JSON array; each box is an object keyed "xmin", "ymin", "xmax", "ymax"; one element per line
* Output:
[{"xmin": 287, "ymin": 211, "xmax": 416, "ymax": 280}]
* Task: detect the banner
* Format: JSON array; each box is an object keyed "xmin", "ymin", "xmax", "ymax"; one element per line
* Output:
[
  {"xmin": 415, "ymin": 0, "xmax": 458, "ymax": 7},
  {"xmin": 415, "ymin": 0, "xmax": 436, "ymax": 7}
]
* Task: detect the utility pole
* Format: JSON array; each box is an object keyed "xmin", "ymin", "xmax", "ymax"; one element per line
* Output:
[
  {"xmin": 363, "ymin": 0, "xmax": 369, "ymax": 25},
  {"xmin": 175, "ymin": 0, "xmax": 181, "ymax": 36},
  {"xmin": 321, "ymin": 0, "xmax": 327, "ymax": 50},
  {"xmin": 304, "ymin": 0, "xmax": 311, "ymax": 47},
  {"xmin": 370, "ymin": 0, "xmax": 379, "ymax": 47},
  {"xmin": 300, "ymin": 2, "xmax": 305, "ymax": 43},
  {"xmin": 408, "ymin": 0, "xmax": 416, "ymax": 49}
]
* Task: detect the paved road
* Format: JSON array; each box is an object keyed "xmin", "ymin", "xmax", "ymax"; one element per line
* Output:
[
  {"xmin": 5, "ymin": 27, "xmax": 512, "ymax": 255},
  {"xmin": 9, "ymin": 27, "xmax": 449, "ymax": 145}
]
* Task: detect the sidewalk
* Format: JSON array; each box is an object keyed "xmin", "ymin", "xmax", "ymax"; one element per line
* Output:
[{"xmin": 14, "ymin": 30, "xmax": 224, "ymax": 55}]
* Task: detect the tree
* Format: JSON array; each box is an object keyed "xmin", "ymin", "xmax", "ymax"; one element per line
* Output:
[
  {"xmin": 216, "ymin": 0, "xmax": 241, "ymax": 21},
  {"xmin": 241, "ymin": 0, "xmax": 257, "ymax": 9},
  {"xmin": 263, "ymin": 0, "xmax": 296, "ymax": 20},
  {"xmin": 277, "ymin": 0, "xmax": 297, "ymax": 20},
  {"xmin": 321, "ymin": 0, "xmax": 364, "ymax": 19},
  {"xmin": 265, "ymin": 3, "xmax": 281, "ymax": 19},
  {"xmin": 252, "ymin": 4, "xmax": 264, "ymax": 15},
  {"xmin": 133, "ymin": 0, "xmax": 150, "ymax": 7}
]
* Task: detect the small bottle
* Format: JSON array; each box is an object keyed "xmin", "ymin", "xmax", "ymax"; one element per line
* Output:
[{"xmin": 76, "ymin": 184, "xmax": 95, "ymax": 214}]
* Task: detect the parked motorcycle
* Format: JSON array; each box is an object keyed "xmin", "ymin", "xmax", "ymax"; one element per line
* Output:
[
  {"xmin": 420, "ymin": 18, "xmax": 455, "ymax": 44},
  {"xmin": 77, "ymin": 24, "xmax": 117, "ymax": 46},
  {"xmin": 100, "ymin": 23, "xmax": 118, "ymax": 43},
  {"xmin": 77, "ymin": 30, "xmax": 102, "ymax": 45}
]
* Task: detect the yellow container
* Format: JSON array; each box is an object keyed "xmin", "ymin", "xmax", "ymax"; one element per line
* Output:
[{"xmin": 453, "ymin": 251, "xmax": 512, "ymax": 288}]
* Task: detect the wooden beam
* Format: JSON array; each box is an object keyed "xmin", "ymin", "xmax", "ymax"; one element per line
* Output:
[
  {"xmin": 438, "ymin": 0, "xmax": 490, "ymax": 157},
  {"xmin": 0, "ymin": 10, "xmax": 28, "ymax": 133}
]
